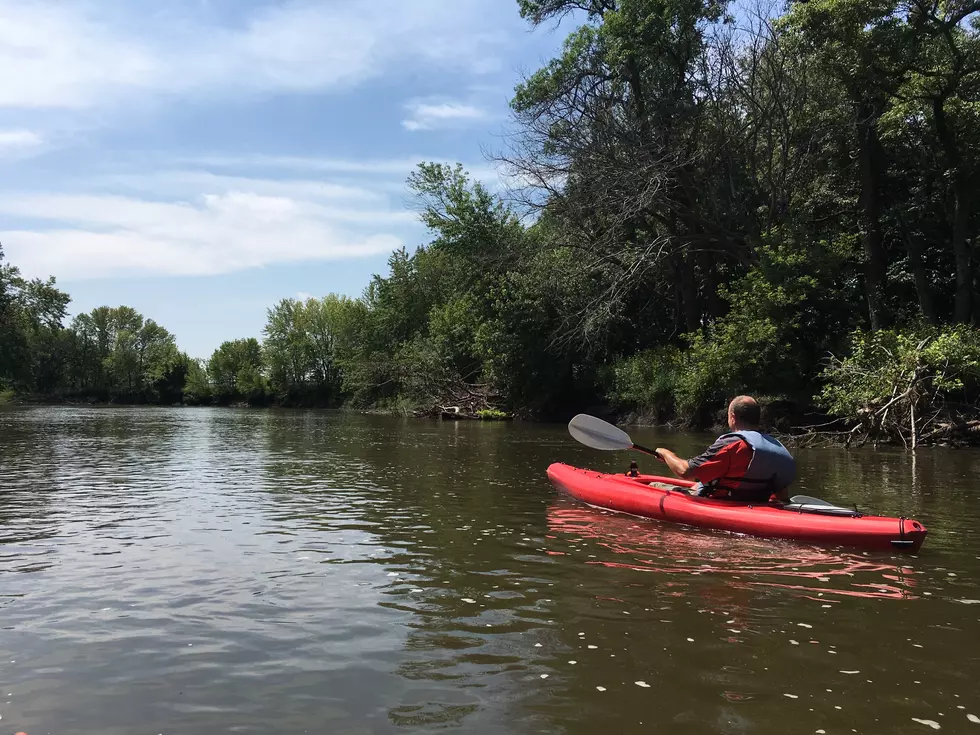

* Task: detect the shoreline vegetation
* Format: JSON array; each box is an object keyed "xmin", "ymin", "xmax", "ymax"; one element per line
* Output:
[{"xmin": 4, "ymin": 0, "xmax": 980, "ymax": 449}]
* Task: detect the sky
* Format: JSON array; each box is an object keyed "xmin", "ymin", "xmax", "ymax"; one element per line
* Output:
[{"xmin": 0, "ymin": 0, "xmax": 571, "ymax": 358}]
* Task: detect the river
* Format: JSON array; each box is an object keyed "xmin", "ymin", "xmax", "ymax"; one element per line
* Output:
[{"xmin": 1, "ymin": 406, "xmax": 978, "ymax": 734}]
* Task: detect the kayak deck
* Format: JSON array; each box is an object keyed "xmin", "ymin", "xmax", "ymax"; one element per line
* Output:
[{"xmin": 546, "ymin": 463, "xmax": 928, "ymax": 553}]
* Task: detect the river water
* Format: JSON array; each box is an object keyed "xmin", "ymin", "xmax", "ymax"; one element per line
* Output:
[{"xmin": 1, "ymin": 407, "xmax": 978, "ymax": 734}]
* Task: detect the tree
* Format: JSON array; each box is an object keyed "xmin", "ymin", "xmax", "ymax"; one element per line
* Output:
[
  {"xmin": 208, "ymin": 338, "xmax": 267, "ymax": 404},
  {"xmin": 57, "ymin": 305, "xmax": 182, "ymax": 403},
  {"xmin": 0, "ymin": 244, "xmax": 72, "ymax": 394},
  {"xmin": 505, "ymin": 0, "xmax": 749, "ymax": 347},
  {"xmin": 183, "ymin": 358, "xmax": 212, "ymax": 405},
  {"xmin": 0, "ymin": 244, "xmax": 29, "ymax": 389},
  {"xmin": 902, "ymin": 0, "xmax": 980, "ymax": 322}
]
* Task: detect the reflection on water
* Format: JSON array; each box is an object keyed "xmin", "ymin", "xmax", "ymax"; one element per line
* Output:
[
  {"xmin": 547, "ymin": 504, "xmax": 920, "ymax": 600},
  {"xmin": 0, "ymin": 406, "xmax": 978, "ymax": 734}
]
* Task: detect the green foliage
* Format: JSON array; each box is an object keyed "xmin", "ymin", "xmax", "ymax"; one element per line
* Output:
[
  {"xmin": 407, "ymin": 163, "xmax": 525, "ymax": 269},
  {"xmin": 207, "ymin": 338, "xmax": 267, "ymax": 405},
  {"xmin": 676, "ymin": 232, "xmax": 862, "ymax": 416},
  {"xmin": 262, "ymin": 295, "xmax": 368, "ymax": 406},
  {"xmin": 819, "ymin": 325, "xmax": 980, "ymax": 417},
  {"xmin": 183, "ymin": 358, "xmax": 212, "ymax": 405},
  {"xmin": 476, "ymin": 409, "xmax": 509, "ymax": 421},
  {"xmin": 675, "ymin": 311, "xmax": 783, "ymax": 422},
  {"xmin": 0, "ymin": 243, "xmax": 194, "ymax": 406},
  {"xmin": 609, "ymin": 346, "xmax": 682, "ymax": 419},
  {"xmin": 814, "ymin": 324, "xmax": 980, "ymax": 445},
  {"xmin": 0, "ymin": 245, "xmax": 73, "ymax": 394},
  {"xmin": 605, "ymin": 230, "xmax": 863, "ymax": 422},
  {"xmin": 472, "ymin": 243, "xmax": 598, "ymax": 414},
  {"xmin": 63, "ymin": 308, "xmax": 185, "ymax": 403}
]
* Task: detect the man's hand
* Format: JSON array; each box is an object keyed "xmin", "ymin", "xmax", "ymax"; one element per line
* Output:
[{"xmin": 656, "ymin": 448, "xmax": 696, "ymax": 481}]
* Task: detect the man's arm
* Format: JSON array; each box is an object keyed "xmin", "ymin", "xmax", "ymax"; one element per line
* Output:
[
  {"xmin": 658, "ymin": 437, "xmax": 736, "ymax": 486},
  {"xmin": 656, "ymin": 448, "xmax": 696, "ymax": 480}
]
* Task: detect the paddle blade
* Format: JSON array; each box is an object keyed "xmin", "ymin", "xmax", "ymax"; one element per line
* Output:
[
  {"xmin": 790, "ymin": 495, "xmax": 835, "ymax": 507},
  {"xmin": 568, "ymin": 414, "xmax": 634, "ymax": 451}
]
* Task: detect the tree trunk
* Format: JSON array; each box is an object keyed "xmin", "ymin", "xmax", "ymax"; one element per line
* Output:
[
  {"xmin": 908, "ymin": 239, "xmax": 938, "ymax": 325},
  {"xmin": 670, "ymin": 253, "xmax": 687, "ymax": 334},
  {"xmin": 897, "ymin": 214, "xmax": 938, "ymax": 324},
  {"xmin": 700, "ymin": 251, "xmax": 724, "ymax": 319},
  {"xmin": 933, "ymin": 96, "xmax": 973, "ymax": 323},
  {"xmin": 856, "ymin": 100, "xmax": 890, "ymax": 331},
  {"xmin": 625, "ymin": 57, "xmax": 649, "ymax": 140},
  {"xmin": 680, "ymin": 248, "xmax": 701, "ymax": 332}
]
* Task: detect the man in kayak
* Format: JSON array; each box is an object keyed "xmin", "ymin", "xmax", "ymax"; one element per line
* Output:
[{"xmin": 655, "ymin": 395, "xmax": 796, "ymax": 502}]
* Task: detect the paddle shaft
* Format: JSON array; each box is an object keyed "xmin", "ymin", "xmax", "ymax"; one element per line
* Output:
[{"xmin": 631, "ymin": 442, "xmax": 664, "ymax": 461}]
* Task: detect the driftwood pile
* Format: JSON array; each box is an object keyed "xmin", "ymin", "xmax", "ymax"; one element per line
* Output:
[{"xmin": 412, "ymin": 381, "xmax": 509, "ymax": 420}]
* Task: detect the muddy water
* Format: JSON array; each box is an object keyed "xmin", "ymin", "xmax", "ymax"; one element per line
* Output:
[{"xmin": 1, "ymin": 407, "xmax": 977, "ymax": 733}]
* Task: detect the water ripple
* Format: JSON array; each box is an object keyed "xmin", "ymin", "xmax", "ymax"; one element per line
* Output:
[{"xmin": 1, "ymin": 407, "xmax": 978, "ymax": 734}]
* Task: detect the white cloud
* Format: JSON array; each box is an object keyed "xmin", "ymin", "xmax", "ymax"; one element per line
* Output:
[
  {"xmin": 101, "ymin": 171, "xmax": 387, "ymax": 204},
  {"xmin": 0, "ymin": 186, "xmax": 410, "ymax": 280},
  {"xmin": 0, "ymin": 129, "xmax": 43, "ymax": 149},
  {"xmin": 0, "ymin": 3, "xmax": 156, "ymax": 109},
  {"xmin": 181, "ymin": 154, "xmax": 461, "ymax": 177},
  {"xmin": 0, "ymin": 149, "xmax": 522, "ymax": 282},
  {"xmin": 401, "ymin": 101, "xmax": 489, "ymax": 132},
  {"xmin": 0, "ymin": 0, "xmax": 509, "ymax": 110},
  {"xmin": 177, "ymin": 153, "xmax": 506, "ymax": 191}
]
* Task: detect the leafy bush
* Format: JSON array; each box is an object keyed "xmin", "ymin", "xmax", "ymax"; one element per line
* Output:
[
  {"xmin": 817, "ymin": 324, "xmax": 980, "ymax": 444},
  {"xmin": 676, "ymin": 313, "xmax": 785, "ymax": 424},
  {"xmin": 669, "ymin": 233, "xmax": 860, "ymax": 424},
  {"xmin": 608, "ymin": 346, "xmax": 682, "ymax": 419},
  {"xmin": 476, "ymin": 408, "xmax": 509, "ymax": 420}
]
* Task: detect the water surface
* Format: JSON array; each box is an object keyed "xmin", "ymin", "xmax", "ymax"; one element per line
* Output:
[{"xmin": 1, "ymin": 407, "xmax": 978, "ymax": 733}]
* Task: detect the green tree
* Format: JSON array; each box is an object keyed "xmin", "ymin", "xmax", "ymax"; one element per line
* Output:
[
  {"xmin": 183, "ymin": 358, "xmax": 212, "ymax": 405},
  {"xmin": 0, "ymin": 244, "xmax": 72, "ymax": 394},
  {"xmin": 59, "ymin": 305, "xmax": 182, "ymax": 403},
  {"xmin": 783, "ymin": 0, "xmax": 913, "ymax": 330},
  {"xmin": 263, "ymin": 299, "xmax": 314, "ymax": 403},
  {"xmin": 208, "ymin": 338, "xmax": 267, "ymax": 404}
]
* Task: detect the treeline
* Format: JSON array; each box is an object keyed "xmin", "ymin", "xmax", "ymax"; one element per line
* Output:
[
  {"xmin": 5, "ymin": 0, "xmax": 980, "ymax": 445},
  {"xmin": 0, "ymin": 248, "xmax": 363, "ymax": 408},
  {"xmin": 183, "ymin": 297, "xmax": 367, "ymax": 407},
  {"xmin": 1, "ymin": 251, "xmax": 189, "ymax": 404}
]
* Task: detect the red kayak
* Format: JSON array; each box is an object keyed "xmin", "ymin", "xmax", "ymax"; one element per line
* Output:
[{"xmin": 546, "ymin": 463, "xmax": 928, "ymax": 553}]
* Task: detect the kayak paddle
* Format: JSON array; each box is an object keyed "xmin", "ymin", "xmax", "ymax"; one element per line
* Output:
[{"xmin": 568, "ymin": 414, "xmax": 664, "ymax": 461}]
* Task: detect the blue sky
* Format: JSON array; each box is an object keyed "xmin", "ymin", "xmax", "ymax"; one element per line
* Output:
[{"xmin": 0, "ymin": 0, "xmax": 570, "ymax": 358}]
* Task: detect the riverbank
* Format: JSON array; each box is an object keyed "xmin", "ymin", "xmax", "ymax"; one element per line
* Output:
[
  {"xmin": 3, "ymin": 392, "xmax": 518, "ymax": 421},
  {"xmin": 10, "ymin": 389, "xmax": 980, "ymax": 449}
]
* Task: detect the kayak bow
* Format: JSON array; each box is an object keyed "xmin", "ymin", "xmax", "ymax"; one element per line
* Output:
[{"xmin": 546, "ymin": 463, "xmax": 928, "ymax": 553}]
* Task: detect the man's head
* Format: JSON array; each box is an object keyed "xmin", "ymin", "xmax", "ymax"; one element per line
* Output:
[{"xmin": 728, "ymin": 395, "xmax": 761, "ymax": 430}]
